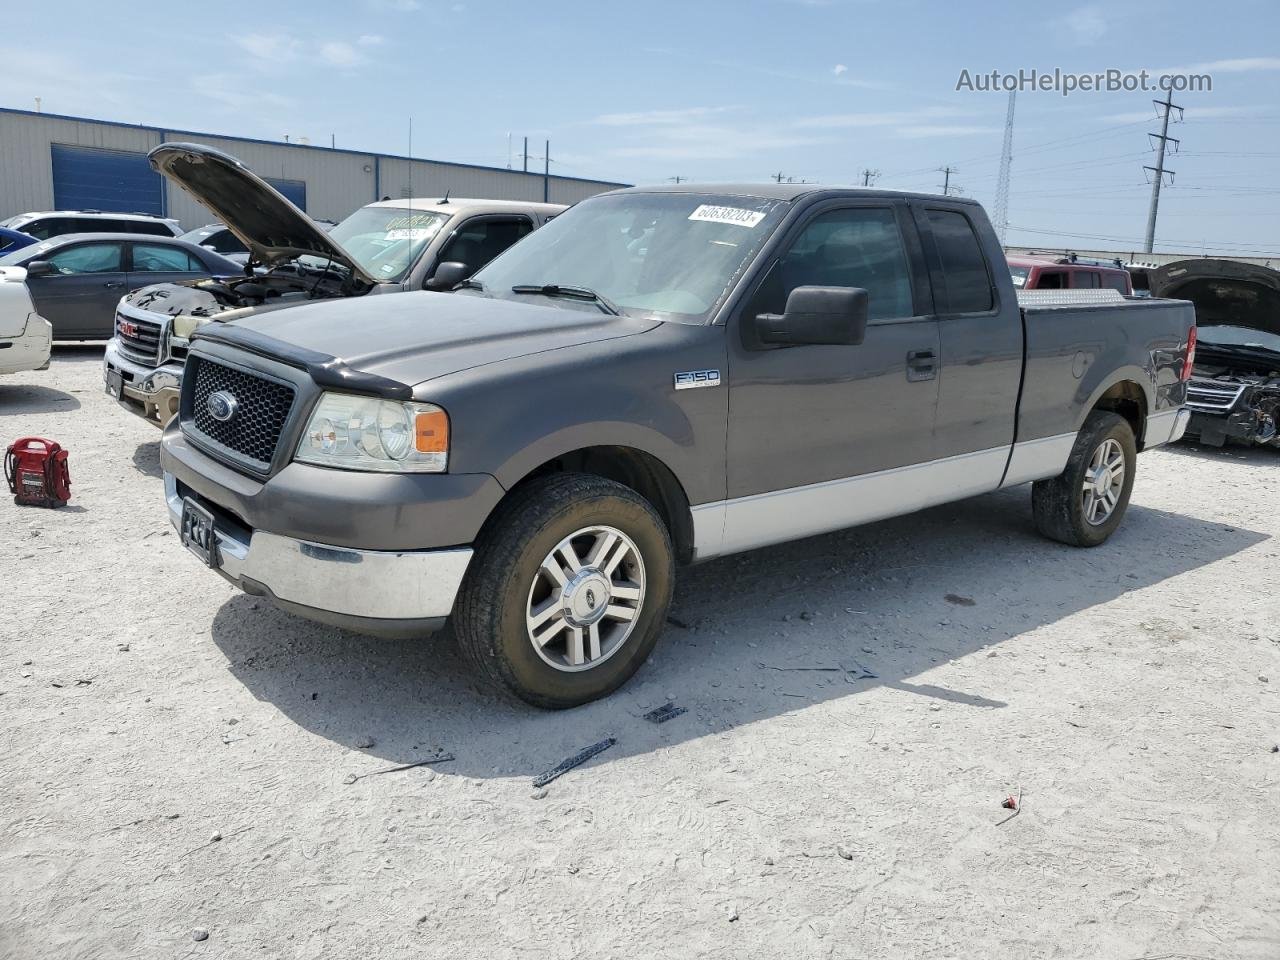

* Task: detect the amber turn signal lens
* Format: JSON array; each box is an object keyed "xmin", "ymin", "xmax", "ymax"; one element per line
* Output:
[{"xmin": 414, "ymin": 409, "xmax": 449, "ymax": 454}]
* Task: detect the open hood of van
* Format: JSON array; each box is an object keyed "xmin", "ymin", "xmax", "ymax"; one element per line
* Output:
[{"xmin": 149, "ymin": 142, "xmax": 378, "ymax": 286}]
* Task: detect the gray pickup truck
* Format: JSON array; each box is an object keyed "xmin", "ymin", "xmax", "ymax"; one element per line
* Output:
[{"xmin": 160, "ymin": 184, "xmax": 1195, "ymax": 708}]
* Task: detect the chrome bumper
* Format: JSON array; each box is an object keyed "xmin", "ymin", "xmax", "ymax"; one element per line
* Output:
[
  {"xmin": 164, "ymin": 472, "xmax": 473, "ymax": 630},
  {"xmin": 1144, "ymin": 407, "xmax": 1192, "ymax": 448},
  {"xmin": 104, "ymin": 339, "xmax": 182, "ymax": 426}
]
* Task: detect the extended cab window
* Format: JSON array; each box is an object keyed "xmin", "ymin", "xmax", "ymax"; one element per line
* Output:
[
  {"xmin": 749, "ymin": 207, "xmax": 914, "ymax": 321},
  {"xmin": 926, "ymin": 209, "xmax": 993, "ymax": 313},
  {"xmin": 131, "ymin": 243, "xmax": 202, "ymax": 272},
  {"xmin": 1071, "ymin": 270, "xmax": 1100, "ymax": 289},
  {"xmin": 437, "ymin": 217, "xmax": 533, "ymax": 275},
  {"xmin": 45, "ymin": 242, "xmax": 124, "ymax": 274}
]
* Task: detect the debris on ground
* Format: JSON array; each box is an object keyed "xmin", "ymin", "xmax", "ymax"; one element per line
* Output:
[
  {"xmin": 192, "ymin": 928, "xmax": 209, "ymax": 942},
  {"xmin": 533, "ymin": 738, "xmax": 616, "ymax": 788},
  {"xmin": 836, "ymin": 846, "xmax": 854, "ymax": 860},
  {"xmin": 996, "ymin": 790, "xmax": 1024, "ymax": 827},
  {"xmin": 354, "ymin": 735, "xmax": 375, "ymax": 749},
  {"xmin": 643, "ymin": 702, "xmax": 687, "ymax": 724},
  {"xmin": 531, "ymin": 788, "xmax": 548, "ymax": 800},
  {"xmin": 665, "ymin": 615, "xmax": 690, "ymax": 630},
  {"xmin": 343, "ymin": 754, "xmax": 455, "ymax": 784},
  {"xmin": 945, "ymin": 594, "xmax": 976, "ymax": 606},
  {"xmin": 842, "ymin": 661, "xmax": 879, "ymax": 681}
]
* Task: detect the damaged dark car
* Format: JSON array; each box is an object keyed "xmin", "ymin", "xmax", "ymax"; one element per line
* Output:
[{"xmin": 1150, "ymin": 258, "xmax": 1280, "ymax": 448}]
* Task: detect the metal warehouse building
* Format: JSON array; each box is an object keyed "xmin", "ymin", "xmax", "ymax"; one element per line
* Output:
[{"xmin": 0, "ymin": 107, "xmax": 626, "ymax": 229}]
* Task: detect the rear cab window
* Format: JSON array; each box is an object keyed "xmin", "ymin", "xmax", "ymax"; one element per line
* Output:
[{"xmin": 923, "ymin": 208, "xmax": 994, "ymax": 313}]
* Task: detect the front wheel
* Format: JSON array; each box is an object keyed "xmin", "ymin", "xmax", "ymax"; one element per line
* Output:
[
  {"xmin": 453, "ymin": 473, "xmax": 674, "ymax": 709},
  {"xmin": 1032, "ymin": 411, "xmax": 1137, "ymax": 547}
]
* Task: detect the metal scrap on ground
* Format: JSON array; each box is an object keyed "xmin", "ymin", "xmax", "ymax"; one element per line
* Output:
[
  {"xmin": 533, "ymin": 738, "xmax": 616, "ymax": 788},
  {"xmin": 343, "ymin": 753, "xmax": 455, "ymax": 784}
]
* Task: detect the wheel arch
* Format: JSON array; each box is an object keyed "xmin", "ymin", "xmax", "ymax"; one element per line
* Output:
[
  {"xmin": 494, "ymin": 444, "xmax": 696, "ymax": 565},
  {"xmin": 1080, "ymin": 373, "xmax": 1151, "ymax": 448}
]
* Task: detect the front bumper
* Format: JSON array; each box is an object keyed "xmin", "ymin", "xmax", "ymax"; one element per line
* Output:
[
  {"xmin": 165, "ymin": 472, "xmax": 472, "ymax": 637},
  {"xmin": 103, "ymin": 338, "xmax": 182, "ymax": 426}
]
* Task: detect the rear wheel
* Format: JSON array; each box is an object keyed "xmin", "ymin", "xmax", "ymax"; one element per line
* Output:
[
  {"xmin": 453, "ymin": 473, "xmax": 674, "ymax": 709},
  {"xmin": 1032, "ymin": 411, "xmax": 1137, "ymax": 547}
]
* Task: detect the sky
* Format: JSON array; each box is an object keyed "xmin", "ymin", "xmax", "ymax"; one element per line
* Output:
[{"xmin": 4, "ymin": 0, "xmax": 1280, "ymax": 257}]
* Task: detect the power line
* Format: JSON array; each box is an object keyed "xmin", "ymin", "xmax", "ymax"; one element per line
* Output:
[
  {"xmin": 938, "ymin": 166, "xmax": 961, "ymax": 197},
  {"xmin": 1143, "ymin": 92, "xmax": 1183, "ymax": 253}
]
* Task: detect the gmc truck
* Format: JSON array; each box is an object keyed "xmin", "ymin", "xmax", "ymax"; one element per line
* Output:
[
  {"xmin": 103, "ymin": 142, "xmax": 564, "ymax": 425},
  {"xmin": 160, "ymin": 184, "xmax": 1195, "ymax": 708}
]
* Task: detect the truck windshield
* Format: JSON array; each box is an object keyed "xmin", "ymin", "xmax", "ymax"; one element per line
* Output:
[
  {"xmin": 470, "ymin": 192, "xmax": 790, "ymax": 323},
  {"xmin": 1009, "ymin": 265, "xmax": 1030, "ymax": 287},
  {"xmin": 302, "ymin": 206, "xmax": 450, "ymax": 283}
]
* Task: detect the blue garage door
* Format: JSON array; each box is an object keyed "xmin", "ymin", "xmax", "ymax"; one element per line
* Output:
[
  {"xmin": 265, "ymin": 177, "xmax": 307, "ymax": 211},
  {"xmin": 50, "ymin": 144, "xmax": 163, "ymax": 215}
]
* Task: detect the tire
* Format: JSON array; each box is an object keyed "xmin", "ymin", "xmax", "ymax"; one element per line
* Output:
[
  {"xmin": 453, "ymin": 472, "xmax": 675, "ymax": 709},
  {"xmin": 1032, "ymin": 411, "xmax": 1137, "ymax": 548}
]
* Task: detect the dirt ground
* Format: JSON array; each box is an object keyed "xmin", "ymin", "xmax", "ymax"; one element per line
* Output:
[{"xmin": 2, "ymin": 347, "xmax": 1278, "ymax": 960}]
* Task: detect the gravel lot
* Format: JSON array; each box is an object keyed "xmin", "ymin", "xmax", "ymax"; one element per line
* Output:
[{"xmin": 2, "ymin": 347, "xmax": 1278, "ymax": 960}]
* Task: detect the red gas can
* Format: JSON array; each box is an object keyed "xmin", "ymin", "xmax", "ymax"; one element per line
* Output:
[{"xmin": 5, "ymin": 437, "xmax": 71, "ymax": 508}]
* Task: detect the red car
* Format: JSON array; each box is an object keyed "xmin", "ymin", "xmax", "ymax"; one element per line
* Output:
[{"xmin": 1007, "ymin": 255, "xmax": 1133, "ymax": 295}]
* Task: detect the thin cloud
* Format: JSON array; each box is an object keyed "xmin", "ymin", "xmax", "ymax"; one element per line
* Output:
[
  {"xmin": 357, "ymin": 34, "xmax": 385, "ymax": 46},
  {"xmin": 895, "ymin": 124, "xmax": 1001, "ymax": 139},
  {"xmin": 232, "ymin": 33, "xmax": 303, "ymax": 64},
  {"xmin": 833, "ymin": 64, "xmax": 848, "ymax": 76},
  {"xmin": 595, "ymin": 107, "xmax": 739, "ymax": 127},
  {"xmin": 1055, "ymin": 4, "xmax": 1108, "ymax": 46},
  {"xmin": 319, "ymin": 41, "xmax": 365, "ymax": 67},
  {"xmin": 1099, "ymin": 104, "xmax": 1262, "ymax": 124},
  {"xmin": 794, "ymin": 106, "xmax": 973, "ymax": 129}
]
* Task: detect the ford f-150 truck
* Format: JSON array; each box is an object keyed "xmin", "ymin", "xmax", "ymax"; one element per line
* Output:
[
  {"xmin": 160, "ymin": 183, "xmax": 1195, "ymax": 708},
  {"xmin": 104, "ymin": 142, "xmax": 564, "ymax": 425}
]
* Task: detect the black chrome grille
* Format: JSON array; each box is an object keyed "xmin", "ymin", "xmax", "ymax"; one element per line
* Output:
[
  {"xmin": 188, "ymin": 356, "xmax": 296, "ymax": 469},
  {"xmin": 1186, "ymin": 379, "xmax": 1246, "ymax": 413},
  {"xmin": 116, "ymin": 312, "xmax": 163, "ymax": 365}
]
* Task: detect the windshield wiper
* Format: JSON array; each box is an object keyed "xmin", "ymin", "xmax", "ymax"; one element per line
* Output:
[{"xmin": 510, "ymin": 283, "xmax": 621, "ymax": 316}]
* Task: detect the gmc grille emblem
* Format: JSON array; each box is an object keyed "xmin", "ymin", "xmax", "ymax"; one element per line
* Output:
[
  {"xmin": 207, "ymin": 390, "xmax": 239, "ymax": 423},
  {"xmin": 118, "ymin": 319, "xmax": 138, "ymax": 337}
]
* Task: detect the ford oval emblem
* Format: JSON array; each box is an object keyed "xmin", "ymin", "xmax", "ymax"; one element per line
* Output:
[{"xmin": 207, "ymin": 390, "xmax": 239, "ymax": 423}]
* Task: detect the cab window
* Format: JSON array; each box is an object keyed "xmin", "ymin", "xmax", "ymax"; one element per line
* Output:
[{"xmin": 44, "ymin": 242, "xmax": 124, "ymax": 274}]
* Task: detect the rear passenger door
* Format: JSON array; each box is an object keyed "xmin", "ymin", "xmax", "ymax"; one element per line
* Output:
[
  {"xmin": 127, "ymin": 242, "xmax": 210, "ymax": 290},
  {"xmin": 912, "ymin": 203, "xmax": 1022, "ymax": 474},
  {"xmin": 26, "ymin": 240, "xmax": 127, "ymax": 339}
]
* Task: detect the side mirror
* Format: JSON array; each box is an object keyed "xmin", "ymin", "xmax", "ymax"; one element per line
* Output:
[
  {"xmin": 755, "ymin": 286, "xmax": 869, "ymax": 346},
  {"xmin": 425, "ymin": 260, "xmax": 472, "ymax": 291},
  {"xmin": 24, "ymin": 260, "xmax": 54, "ymax": 278}
]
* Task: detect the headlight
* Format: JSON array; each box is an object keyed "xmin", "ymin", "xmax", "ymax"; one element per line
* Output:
[
  {"xmin": 295, "ymin": 393, "xmax": 449, "ymax": 473},
  {"xmin": 172, "ymin": 315, "xmax": 207, "ymax": 339}
]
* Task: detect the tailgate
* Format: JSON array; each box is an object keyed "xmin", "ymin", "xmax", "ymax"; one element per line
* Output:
[{"xmin": 0, "ymin": 267, "xmax": 35, "ymax": 338}]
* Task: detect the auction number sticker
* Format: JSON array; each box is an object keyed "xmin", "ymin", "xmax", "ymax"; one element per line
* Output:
[
  {"xmin": 386, "ymin": 228, "xmax": 436, "ymax": 241},
  {"xmin": 688, "ymin": 205, "xmax": 766, "ymax": 228}
]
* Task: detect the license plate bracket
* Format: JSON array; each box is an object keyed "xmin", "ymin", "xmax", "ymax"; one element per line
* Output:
[
  {"xmin": 105, "ymin": 368, "xmax": 124, "ymax": 400},
  {"xmin": 180, "ymin": 496, "xmax": 219, "ymax": 569}
]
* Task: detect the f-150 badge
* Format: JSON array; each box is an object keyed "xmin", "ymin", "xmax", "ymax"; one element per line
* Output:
[{"xmin": 674, "ymin": 370, "xmax": 722, "ymax": 390}]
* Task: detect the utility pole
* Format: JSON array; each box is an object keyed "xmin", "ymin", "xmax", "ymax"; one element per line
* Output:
[
  {"xmin": 1143, "ymin": 93, "xmax": 1183, "ymax": 254},
  {"xmin": 668, "ymin": 175, "xmax": 687, "ymax": 184},
  {"xmin": 543, "ymin": 139, "xmax": 550, "ymax": 203},
  {"xmin": 772, "ymin": 171, "xmax": 786, "ymax": 183},
  {"xmin": 938, "ymin": 166, "xmax": 959, "ymax": 196},
  {"xmin": 522, "ymin": 136, "xmax": 529, "ymax": 173},
  {"xmin": 992, "ymin": 89, "xmax": 1016, "ymax": 245},
  {"xmin": 860, "ymin": 168, "xmax": 879, "ymax": 187}
]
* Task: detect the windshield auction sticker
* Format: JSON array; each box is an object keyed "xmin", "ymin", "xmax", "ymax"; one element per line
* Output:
[{"xmin": 688, "ymin": 205, "xmax": 767, "ymax": 228}]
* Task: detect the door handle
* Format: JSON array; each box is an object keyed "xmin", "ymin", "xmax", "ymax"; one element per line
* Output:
[
  {"xmin": 906, "ymin": 349, "xmax": 937, "ymax": 382},
  {"xmin": 103, "ymin": 280, "xmax": 125, "ymax": 288}
]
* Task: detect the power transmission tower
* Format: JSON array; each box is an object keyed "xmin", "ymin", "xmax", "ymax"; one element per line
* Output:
[
  {"xmin": 667, "ymin": 176, "xmax": 687, "ymax": 184},
  {"xmin": 938, "ymin": 166, "xmax": 961, "ymax": 196},
  {"xmin": 1143, "ymin": 93, "xmax": 1183, "ymax": 253},
  {"xmin": 860, "ymin": 168, "xmax": 880, "ymax": 187},
  {"xmin": 772, "ymin": 171, "xmax": 788, "ymax": 183},
  {"xmin": 992, "ymin": 90, "xmax": 1016, "ymax": 245}
]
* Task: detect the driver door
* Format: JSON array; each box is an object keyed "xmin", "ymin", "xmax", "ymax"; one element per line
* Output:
[{"xmin": 720, "ymin": 201, "xmax": 941, "ymax": 554}]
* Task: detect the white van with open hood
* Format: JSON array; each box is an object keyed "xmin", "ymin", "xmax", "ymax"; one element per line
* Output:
[{"xmin": 103, "ymin": 142, "xmax": 564, "ymax": 425}]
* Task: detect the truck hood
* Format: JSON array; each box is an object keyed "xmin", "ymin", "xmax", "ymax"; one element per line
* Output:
[
  {"xmin": 0, "ymin": 266, "xmax": 34, "ymax": 338},
  {"xmin": 205, "ymin": 291, "xmax": 660, "ymax": 388},
  {"xmin": 1150, "ymin": 258, "xmax": 1280, "ymax": 340},
  {"xmin": 149, "ymin": 142, "xmax": 378, "ymax": 286}
]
